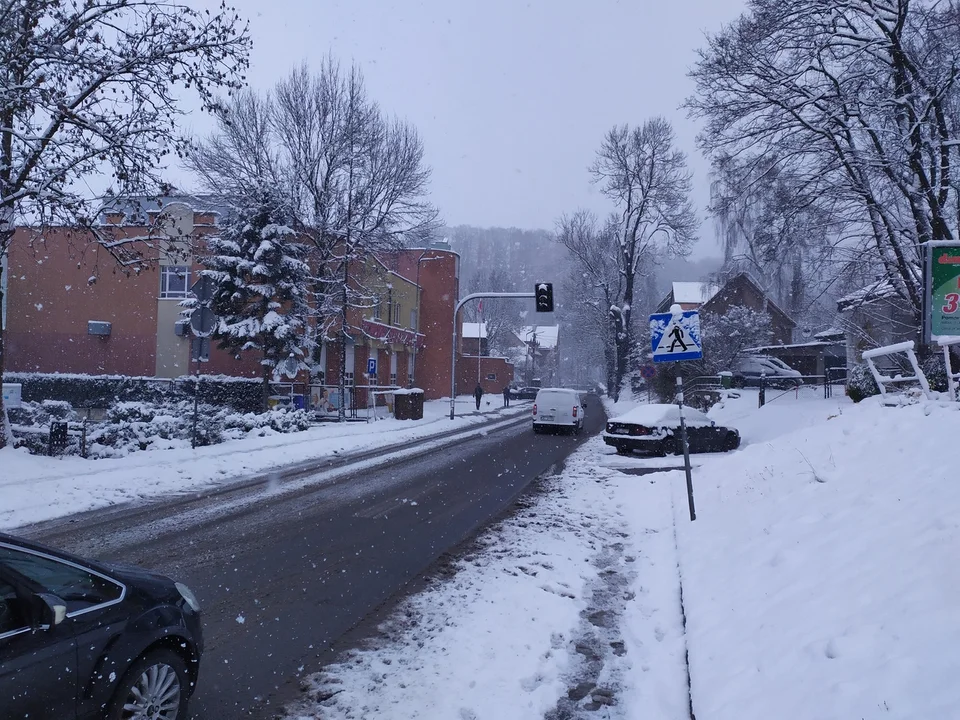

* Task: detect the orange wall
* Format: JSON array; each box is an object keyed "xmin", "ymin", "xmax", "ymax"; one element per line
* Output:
[{"xmin": 6, "ymin": 229, "xmax": 158, "ymax": 375}]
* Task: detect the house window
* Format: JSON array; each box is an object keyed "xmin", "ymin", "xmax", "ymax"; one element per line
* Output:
[
  {"xmin": 408, "ymin": 351, "xmax": 415, "ymax": 384},
  {"xmin": 160, "ymin": 266, "xmax": 190, "ymax": 299},
  {"xmin": 410, "ymin": 308, "xmax": 418, "ymax": 331},
  {"xmin": 392, "ymin": 302, "xmax": 401, "ymax": 326},
  {"xmin": 373, "ymin": 298, "xmax": 382, "ymax": 321},
  {"xmin": 345, "ymin": 372, "xmax": 354, "ymax": 386}
]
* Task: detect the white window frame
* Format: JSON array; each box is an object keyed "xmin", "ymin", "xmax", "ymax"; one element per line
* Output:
[
  {"xmin": 160, "ymin": 265, "xmax": 191, "ymax": 299},
  {"xmin": 392, "ymin": 302, "xmax": 401, "ymax": 326}
]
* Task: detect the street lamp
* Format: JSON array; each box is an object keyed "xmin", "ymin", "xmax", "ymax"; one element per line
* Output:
[{"xmin": 412, "ymin": 251, "xmax": 444, "ymax": 386}]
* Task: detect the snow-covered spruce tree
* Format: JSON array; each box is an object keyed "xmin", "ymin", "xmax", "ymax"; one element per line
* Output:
[
  {"xmin": 201, "ymin": 195, "xmax": 313, "ymax": 410},
  {"xmin": 0, "ymin": 1, "xmax": 249, "ymax": 447}
]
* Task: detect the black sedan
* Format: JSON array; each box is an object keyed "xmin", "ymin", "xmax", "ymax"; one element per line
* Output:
[
  {"xmin": 602, "ymin": 403, "xmax": 741, "ymax": 456},
  {"xmin": 0, "ymin": 533, "xmax": 202, "ymax": 720},
  {"xmin": 511, "ymin": 386, "xmax": 540, "ymax": 401}
]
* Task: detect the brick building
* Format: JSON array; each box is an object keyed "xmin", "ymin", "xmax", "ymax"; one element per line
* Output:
[{"xmin": 1, "ymin": 202, "xmax": 509, "ymax": 402}]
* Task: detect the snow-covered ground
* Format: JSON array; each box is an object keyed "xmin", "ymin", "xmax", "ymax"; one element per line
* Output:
[
  {"xmin": 676, "ymin": 393, "xmax": 960, "ymax": 720},
  {"xmin": 283, "ymin": 435, "xmax": 691, "ymax": 720},
  {"xmin": 0, "ymin": 396, "xmax": 527, "ymax": 531},
  {"xmin": 283, "ymin": 386, "xmax": 960, "ymax": 720}
]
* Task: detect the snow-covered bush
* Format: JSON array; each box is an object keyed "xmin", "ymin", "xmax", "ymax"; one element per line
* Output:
[
  {"xmin": 921, "ymin": 354, "xmax": 949, "ymax": 393},
  {"xmin": 846, "ymin": 363, "xmax": 879, "ymax": 402},
  {"xmin": 8, "ymin": 399, "xmax": 76, "ymax": 427},
  {"xmin": 85, "ymin": 401, "xmax": 313, "ymax": 458}
]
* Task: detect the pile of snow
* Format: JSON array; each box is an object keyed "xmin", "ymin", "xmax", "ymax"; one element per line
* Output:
[{"xmin": 674, "ymin": 396, "xmax": 960, "ymax": 720}]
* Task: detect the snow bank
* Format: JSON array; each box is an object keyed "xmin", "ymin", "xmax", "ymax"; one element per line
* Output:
[{"xmin": 674, "ymin": 396, "xmax": 960, "ymax": 720}]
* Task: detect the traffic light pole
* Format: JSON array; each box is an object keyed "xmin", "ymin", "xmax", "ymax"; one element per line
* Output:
[{"xmin": 450, "ymin": 292, "xmax": 535, "ymax": 420}]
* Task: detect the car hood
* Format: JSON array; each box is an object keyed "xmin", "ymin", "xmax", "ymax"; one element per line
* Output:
[{"xmin": 99, "ymin": 559, "xmax": 180, "ymax": 600}]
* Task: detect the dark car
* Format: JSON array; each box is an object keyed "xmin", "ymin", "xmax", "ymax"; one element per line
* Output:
[
  {"xmin": 512, "ymin": 386, "xmax": 540, "ymax": 401},
  {"xmin": 602, "ymin": 403, "xmax": 740, "ymax": 456},
  {"xmin": 732, "ymin": 355, "xmax": 803, "ymax": 389},
  {"xmin": 0, "ymin": 533, "xmax": 202, "ymax": 720}
]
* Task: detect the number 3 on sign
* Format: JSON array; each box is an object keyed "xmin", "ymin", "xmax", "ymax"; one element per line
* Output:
[{"xmin": 943, "ymin": 293, "xmax": 960, "ymax": 314}]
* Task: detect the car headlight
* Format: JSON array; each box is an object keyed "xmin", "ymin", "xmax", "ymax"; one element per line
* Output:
[{"xmin": 175, "ymin": 582, "xmax": 201, "ymax": 613}]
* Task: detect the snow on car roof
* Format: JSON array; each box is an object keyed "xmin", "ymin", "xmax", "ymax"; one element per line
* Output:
[{"xmin": 610, "ymin": 403, "xmax": 713, "ymax": 427}]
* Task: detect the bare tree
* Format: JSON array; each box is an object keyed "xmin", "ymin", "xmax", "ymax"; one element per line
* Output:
[
  {"xmin": 0, "ymin": 0, "xmax": 250, "ymax": 446},
  {"xmin": 555, "ymin": 210, "xmax": 623, "ymax": 395},
  {"xmin": 687, "ymin": 0, "xmax": 960, "ymax": 334},
  {"xmin": 187, "ymin": 59, "xmax": 438, "ymax": 418},
  {"xmin": 558, "ymin": 118, "xmax": 697, "ymax": 398}
]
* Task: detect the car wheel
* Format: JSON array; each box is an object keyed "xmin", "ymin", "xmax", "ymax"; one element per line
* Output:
[
  {"xmin": 726, "ymin": 433, "xmax": 740, "ymax": 451},
  {"xmin": 615, "ymin": 446, "xmax": 630, "ymax": 456},
  {"xmin": 106, "ymin": 648, "xmax": 190, "ymax": 720},
  {"xmin": 533, "ymin": 425, "xmax": 541, "ymax": 435}
]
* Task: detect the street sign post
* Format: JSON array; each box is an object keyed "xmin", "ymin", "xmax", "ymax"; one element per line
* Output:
[
  {"xmin": 190, "ymin": 275, "xmax": 216, "ymax": 304},
  {"xmin": 649, "ymin": 305, "xmax": 701, "ymax": 521},
  {"xmin": 189, "ymin": 306, "xmax": 216, "ymax": 337},
  {"xmin": 650, "ymin": 308, "xmax": 703, "ymax": 362},
  {"xmin": 367, "ymin": 357, "xmax": 378, "ymax": 377},
  {"xmin": 190, "ymin": 336, "xmax": 210, "ymax": 363}
]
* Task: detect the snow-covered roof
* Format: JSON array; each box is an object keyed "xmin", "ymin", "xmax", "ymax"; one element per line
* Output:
[
  {"xmin": 517, "ymin": 325, "xmax": 559, "ymax": 349},
  {"xmin": 672, "ymin": 281, "xmax": 720, "ymax": 305},
  {"xmin": 837, "ymin": 278, "xmax": 901, "ymax": 311},
  {"xmin": 609, "ymin": 404, "xmax": 713, "ymax": 427},
  {"xmin": 462, "ymin": 322, "xmax": 487, "ymax": 339},
  {"xmin": 814, "ymin": 327, "xmax": 845, "ymax": 340}
]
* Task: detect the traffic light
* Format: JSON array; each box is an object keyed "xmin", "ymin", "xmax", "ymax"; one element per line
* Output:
[{"xmin": 535, "ymin": 282, "xmax": 554, "ymax": 313}]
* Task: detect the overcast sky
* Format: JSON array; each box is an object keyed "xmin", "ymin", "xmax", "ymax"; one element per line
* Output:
[{"xmin": 183, "ymin": 0, "xmax": 746, "ymax": 254}]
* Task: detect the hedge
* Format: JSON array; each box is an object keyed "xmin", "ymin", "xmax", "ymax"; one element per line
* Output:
[{"xmin": 4, "ymin": 372, "xmax": 265, "ymax": 413}]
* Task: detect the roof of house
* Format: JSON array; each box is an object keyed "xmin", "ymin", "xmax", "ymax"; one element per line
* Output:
[
  {"xmin": 702, "ymin": 272, "xmax": 797, "ymax": 329},
  {"xmin": 517, "ymin": 325, "xmax": 559, "ymax": 349},
  {"xmin": 462, "ymin": 322, "xmax": 487, "ymax": 339},
  {"xmin": 672, "ymin": 281, "xmax": 721, "ymax": 305},
  {"xmin": 837, "ymin": 278, "xmax": 902, "ymax": 312}
]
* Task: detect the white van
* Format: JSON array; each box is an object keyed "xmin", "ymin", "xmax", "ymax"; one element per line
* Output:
[{"xmin": 533, "ymin": 388, "xmax": 585, "ymax": 434}]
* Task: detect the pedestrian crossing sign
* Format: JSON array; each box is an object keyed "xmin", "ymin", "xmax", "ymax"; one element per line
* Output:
[{"xmin": 649, "ymin": 310, "xmax": 703, "ymax": 363}]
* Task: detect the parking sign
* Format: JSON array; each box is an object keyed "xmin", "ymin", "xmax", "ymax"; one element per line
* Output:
[{"xmin": 367, "ymin": 357, "xmax": 377, "ymax": 376}]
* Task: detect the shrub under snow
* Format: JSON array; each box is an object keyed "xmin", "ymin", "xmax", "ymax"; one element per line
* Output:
[{"xmin": 85, "ymin": 401, "xmax": 313, "ymax": 458}]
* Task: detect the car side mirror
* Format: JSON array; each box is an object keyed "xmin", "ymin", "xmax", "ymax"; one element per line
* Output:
[{"xmin": 34, "ymin": 593, "xmax": 67, "ymax": 630}]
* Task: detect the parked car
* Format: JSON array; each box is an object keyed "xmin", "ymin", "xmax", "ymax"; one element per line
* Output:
[
  {"xmin": 732, "ymin": 355, "xmax": 802, "ymax": 388},
  {"xmin": 603, "ymin": 403, "xmax": 740, "ymax": 456},
  {"xmin": 533, "ymin": 387, "xmax": 585, "ymax": 434},
  {"xmin": 0, "ymin": 533, "xmax": 203, "ymax": 720},
  {"xmin": 512, "ymin": 386, "xmax": 540, "ymax": 401}
]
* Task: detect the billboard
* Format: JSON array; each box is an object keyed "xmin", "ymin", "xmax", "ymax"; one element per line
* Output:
[{"xmin": 928, "ymin": 244, "xmax": 960, "ymax": 341}]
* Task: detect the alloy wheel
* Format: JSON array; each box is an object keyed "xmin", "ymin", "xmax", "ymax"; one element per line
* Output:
[{"xmin": 121, "ymin": 663, "xmax": 182, "ymax": 720}]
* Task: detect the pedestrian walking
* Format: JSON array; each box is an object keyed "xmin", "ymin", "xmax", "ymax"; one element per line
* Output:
[
  {"xmin": 502, "ymin": 385, "xmax": 511, "ymax": 408},
  {"xmin": 474, "ymin": 383, "xmax": 484, "ymax": 411}
]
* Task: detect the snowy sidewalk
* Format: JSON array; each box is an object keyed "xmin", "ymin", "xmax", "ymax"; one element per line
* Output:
[{"xmin": 1, "ymin": 396, "xmax": 529, "ymax": 531}]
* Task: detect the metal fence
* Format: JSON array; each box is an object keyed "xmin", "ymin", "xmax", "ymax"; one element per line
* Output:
[
  {"xmin": 682, "ymin": 370, "xmax": 849, "ymax": 409},
  {"xmin": 268, "ymin": 382, "xmax": 403, "ymax": 420}
]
